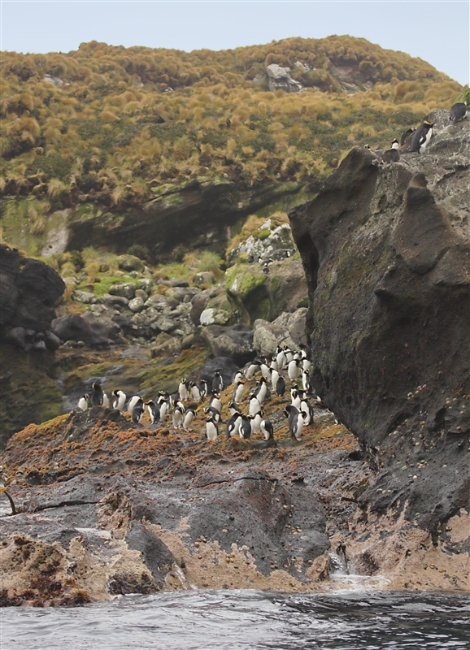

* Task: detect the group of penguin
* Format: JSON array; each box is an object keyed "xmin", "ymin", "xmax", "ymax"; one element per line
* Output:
[
  {"xmin": 367, "ymin": 100, "xmax": 468, "ymax": 164},
  {"xmin": 77, "ymin": 342, "xmax": 319, "ymax": 443}
]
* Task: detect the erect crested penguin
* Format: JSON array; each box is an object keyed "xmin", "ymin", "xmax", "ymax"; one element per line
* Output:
[
  {"xmin": 300, "ymin": 398, "xmax": 315, "ymax": 426},
  {"xmin": 287, "ymin": 358, "xmax": 300, "ymax": 382},
  {"xmin": 78, "ymin": 394, "xmax": 89, "ymax": 411},
  {"xmin": 382, "ymin": 143, "xmax": 400, "ymax": 163},
  {"xmin": 199, "ymin": 379, "xmax": 208, "ymax": 400},
  {"xmin": 248, "ymin": 394, "xmax": 261, "ymax": 416},
  {"xmin": 238, "ymin": 415, "xmax": 252, "ymax": 439},
  {"xmin": 449, "ymin": 102, "xmax": 468, "ymax": 122},
  {"xmin": 159, "ymin": 399, "xmax": 169, "ymax": 421},
  {"xmin": 112, "ymin": 390, "xmax": 126, "ymax": 411},
  {"xmin": 291, "ymin": 387, "xmax": 301, "ymax": 409},
  {"xmin": 244, "ymin": 360, "xmax": 260, "ymax": 380},
  {"xmin": 182, "ymin": 408, "xmax": 196, "ymax": 431},
  {"xmin": 228, "ymin": 402, "xmax": 242, "ymax": 416},
  {"xmin": 131, "ymin": 397, "xmax": 145, "ymax": 424},
  {"xmin": 128, "ymin": 395, "xmax": 143, "ymax": 414},
  {"xmin": 102, "ymin": 392, "xmax": 110, "ymax": 409},
  {"xmin": 270, "ymin": 367, "xmax": 280, "ymax": 391},
  {"xmin": 204, "ymin": 406, "xmax": 222, "ymax": 422},
  {"xmin": 284, "ymin": 404, "xmax": 304, "ymax": 441},
  {"xmin": 250, "ymin": 412, "xmax": 263, "ymax": 434},
  {"xmin": 147, "ymin": 400, "xmax": 159, "ymax": 424},
  {"xmin": 269, "ymin": 357, "xmax": 279, "ymax": 372},
  {"xmin": 276, "ymin": 346, "xmax": 286, "ymax": 370},
  {"xmin": 205, "ymin": 417, "xmax": 219, "ymax": 441},
  {"xmin": 172, "ymin": 405, "xmax": 184, "ymax": 429},
  {"xmin": 253, "ymin": 377, "xmax": 268, "ymax": 404},
  {"xmin": 226, "ymin": 412, "xmax": 242, "ymax": 438},
  {"xmin": 209, "ymin": 392, "xmax": 222, "ymax": 413},
  {"xmin": 212, "ymin": 370, "xmax": 223, "ymax": 392},
  {"xmin": 233, "ymin": 381, "xmax": 245, "ymax": 404},
  {"xmin": 233, "ymin": 370, "xmax": 244, "ymax": 385},
  {"xmin": 275, "ymin": 375, "xmax": 286, "ymax": 397},
  {"xmin": 190, "ymin": 382, "xmax": 202, "ymax": 402},
  {"xmin": 259, "ymin": 358, "xmax": 271, "ymax": 381},
  {"xmin": 178, "ymin": 379, "xmax": 190, "ymax": 401},
  {"xmin": 391, "ymin": 138, "xmax": 399, "ymax": 150},
  {"xmin": 91, "ymin": 382, "xmax": 104, "ymax": 407},
  {"xmin": 260, "ymin": 418, "xmax": 274, "ymax": 441},
  {"xmin": 410, "ymin": 121, "xmax": 434, "ymax": 153}
]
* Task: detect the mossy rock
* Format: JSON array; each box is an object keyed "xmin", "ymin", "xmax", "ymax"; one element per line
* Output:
[
  {"xmin": 0, "ymin": 344, "xmax": 63, "ymax": 448},
  {"xmin": 118, "ymin": 255, "xmax": 145, "ymax": 273},
  {"xmin": 225, "ymin": 265, "xmax": 272, "ymax": 323}
]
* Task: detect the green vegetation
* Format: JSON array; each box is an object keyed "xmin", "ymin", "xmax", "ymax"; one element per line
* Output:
[{"xmin": 0, "ymin": 36, "xmax": 461, "ymax": 228}]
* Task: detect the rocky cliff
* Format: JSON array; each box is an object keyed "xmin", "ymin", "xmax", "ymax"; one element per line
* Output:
[{"xmin": 289, "ymin": 110, "xmax": 470, "ymax": 538}]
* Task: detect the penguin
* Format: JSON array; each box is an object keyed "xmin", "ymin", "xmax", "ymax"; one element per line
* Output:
[
  {"xmin": 410, "ymin": 121, "xmax": 434, "ymax": 153},
  {"xmin": 78, "ymin": 394, "xmax": 89, "ymax": 411},
  {"xmin": 147, "ymin": 400, "xmax": 159, "ymax": 424},
  {"xmin": 449, "ymin": 102, "xmax": 468, "ymax": 122},
  {"xmin": 128, "ymin": 395, "xmax": 142, "ymax": 414},
  {"xmin": 260, "ymin": 418, "xmax": 274, "ymax": 441},
  {"xmin": 284, "ymin": 348, "xmax": 294, "ymax": 364},
  {"xmin": 190, "ymin": 382, "xmax": 202, "ymax": 402},
  {"xmin": 300, "ymin": 399, "xmax": 315, "ymax": 426},
  {"xmin": 301, "ymin": 369, "xmax": 311, "ymax": 394},
  {"xmin": 233, "ymin": 370, "xmax": 244, "ymax": 385},
  {"xmin": 199, "ymin": 379, "xmax": 208, "ymax": 400},
  {"xmin": 275, "ymin": 375, "xmax": 286, "ymax": 397},
  {"xmin": 91, "ymin": 382, "xmax": 105, "ymax": 407},
  {"xmin": 259, "ymin": 358, "xmax": 271, "ymax": 381},
  {"xmin": 182, "ymin": 408, "xmax": 196, "ymax": 431},
  {"xmin": 204, "ymin": 406, "xmax": 222, "ymax": 422},
  {"xmin": 287, "ymin": 358, "xmax": 300, "ymax": 382},
  {"xmin": 253, "ymin": 377, "xmax": 268, "ymax": 404},
  {"xmin": 102, "ymin": 392, "xmax": 110, "ymax": 409},
  {"xmin": 112, "ymin": 390, "xmax": 126, "ymax": 411},
  {"xmin": 270, "ymin": 367, "xmax": 280, "ymax": 391},
  {"xmin": 205, "ymin": 417, "xmax": 218, "ymax": 441},
  {"xmin": 178, "ymin": 379, "xmax": 190, "ymax": 402},
  {"xmin": 172, "ymin": 405, "xmax": 184, "ymax": 429},
  {"xmin": 209, "ymin": 392, "xmax": 222, "ymax": 413},
  {"xmin": 248, "ymin": 394, "xmax": 261, "ymax": 416},
  {"xmin": 291, "ymin": 388, "xmax": 301, "ymax": 409},
  {"xmin": 226, "ymin": 412, "xmax": 242, "ymax": 438},
  {"xmin": 131, "ymin": 397, "xmax": 145, "ymax": 424},
  {"xmin": 250, "ymin": 412, "xmax": 263, "ymax": 435},
  {"xmin": 228, "ymin": 402, "xmax": 242, "ymax": 416},
  {"xmin": 212, "ymin": 371, "xmax": 223, "ymax": 392},
  {"xmin": 284, "ymin": 404, "xmax": 304, "ymax": 441},
  {"xmin": 269, "ymin": 357, "xmax": 279, "ymax": 372},
  {"xmin": 400, "ymin": 127, "xmax": 415, "ymax": 147},
  {"xmin": 233, "ymin": 381, "xmax": 245, "ymax": 404},
  {"xmin": 159, "ymin": 399, "xmax": 169, "ymax": 421},
  {"xmin": 238, "ymin": 415, "xmax": 252, "ymax": 439},
  {"xmin": 244, "ymin": 360, "xmax": 260, "ymax": 380}
]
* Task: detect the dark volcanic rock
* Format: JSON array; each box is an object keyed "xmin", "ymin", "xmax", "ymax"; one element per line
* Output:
[
  {"xmin": 126, "ymin": 522, "xmax": 175, "ymax": 588},
  {"xmin": 51, "ymin": 312, "xmax": 121, "ymax": 347},
  {"xmin": 0, "ymin": 244, "xmax": 65, "ymax": 337},
  {"xmin": 200, "ymin": 324, "xmax": 255, "ymax": 366},
  {"xmin": 289, "ymin": 117, "xmax": 470, "ymax": 529}
]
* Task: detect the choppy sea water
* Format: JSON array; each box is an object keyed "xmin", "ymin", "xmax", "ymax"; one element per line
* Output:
[{"xmin": 1, "ymin": 590, "xmax": 469, "ymax": 650}]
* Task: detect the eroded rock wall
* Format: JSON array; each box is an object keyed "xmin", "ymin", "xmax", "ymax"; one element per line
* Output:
[{"xmin": 289, "ymin": 114, "xmax": 470, "ymax": 532}]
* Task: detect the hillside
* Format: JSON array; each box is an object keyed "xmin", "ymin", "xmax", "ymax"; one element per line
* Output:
[{"xmin": 0, "ymin": 36, "xmax": 462, "ymax": 261}]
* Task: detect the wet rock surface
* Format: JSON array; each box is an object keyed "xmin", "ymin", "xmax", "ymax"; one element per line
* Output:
[{"xmin": 289, "ymin": 116, "xmax": 470, "ymax": 537}]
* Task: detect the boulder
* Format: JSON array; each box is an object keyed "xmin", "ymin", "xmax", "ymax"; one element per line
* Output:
[
  {"xmin": 266, "ymin": 64, "xmax": 303, "ymax": 93},
  {"xmin": 109, "ymin": 283, "xmax": 137, "ymax": 300},
  {"xmin": 51, "ymin": 312, "xmax": 120, "ymax": 346},
  {"xmin": 0, "ymin": 245, "xmax": 65, "ymax": 336},
  {"xmin": 196, "ymin": 356, "xmax": 239, "ymax": 387},
  {"xmin": 102, "ymin": 293, "xmax": 129, "ymax": 308},
  {"xmin": 253, "ymin": 309, "xmax": 308, "ymax": 356},
  {"xmin": 128, "ymin": 297, "xmax": 145, "ymax": 313},
  {"xmin": 118, "ymin": 254, "xmax": 145, "ymax": 272},
  {"xmin": 200, "ymin": 324, "xmax": 255, "ymax": 366},
  {"xmin": 289, "ymin": 116, "xmax": 470, "ymax": 530},
  {"xmin": 199, "ymin": 308, "xmax": 231, "ymax": 326}
]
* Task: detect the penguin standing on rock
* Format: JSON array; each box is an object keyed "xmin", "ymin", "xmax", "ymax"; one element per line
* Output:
[
  {"xmin": 238, "ymin": 415, "xmax": 252, "ymax": 439},
  {"xmin": 226, "ymin": 412, "xmax": 242, "ymax": 438},
  {"xmin": 91, "ymin": 382, "xmax": 105, "ymax": 407},
  {"xmin": 78, "ymin": 394, "xmax": 89, "ymax": 411},
  {"xmin": 182, "ymin": 408, "xmax": 196, "ymax": 431},
  {"xmin": 147, "ymin": 400, "xmax": 159, "ymax": 424},
  {"xmin": 205, "ymin": 417, "xmax": 219, "ymax": 441},
  {"xmin": 382, "ymin": 139, "xmax": 400, "ymax": 163},
  {"xmin": 260, "ymin": 418, "xmax": 274, "ymax": 441},
  {"xmin": 284, "ymin": 404, "xmax": 304, "ymax": 441},
  {"xmin": 410, "ymin": 121, "xmax": 434, "ymax": 153},
  {"xmin": 112, "ymin": 390, "xmax": 126, "ymax": 411},
  {"xmin": 131, "ymin": 397, "xmax": 145, "ymax": 424},
  {"xmin": 212, "ymin": 371, "xmax": 223, "ymax": 393},
  {"xmin": 400, "ymin": 127, "xmax": 415, "ymax": 147},
  {"xmin": 449, "ymin": 102, "xmax": 468, "ymax": 122}
]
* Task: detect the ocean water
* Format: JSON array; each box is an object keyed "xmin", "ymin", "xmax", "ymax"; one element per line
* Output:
[{"xmin": 1, "ymin": 590, "xmax": 469, "ymax": 650}]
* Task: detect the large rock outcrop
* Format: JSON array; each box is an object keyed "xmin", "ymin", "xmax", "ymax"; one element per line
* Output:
[{"xmin": 289, "ymin": 113, "xmax": 470, "ymax": 533}]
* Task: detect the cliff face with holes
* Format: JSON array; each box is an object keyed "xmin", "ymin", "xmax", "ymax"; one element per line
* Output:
[{"xmin": 289, "ymin": 111, "xmax": 470, "ymax": 537}]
